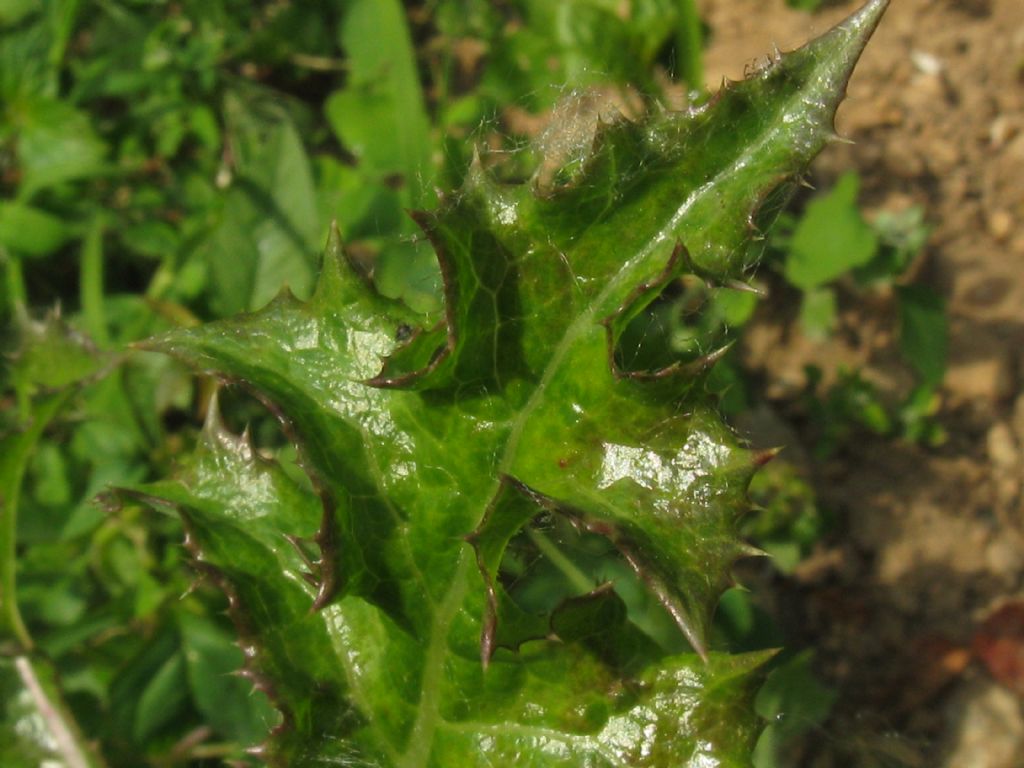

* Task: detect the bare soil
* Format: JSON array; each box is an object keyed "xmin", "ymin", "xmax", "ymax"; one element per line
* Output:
[{"xmin": 700, "ymin": 0, "xmax": 1024, "ymax": 764}]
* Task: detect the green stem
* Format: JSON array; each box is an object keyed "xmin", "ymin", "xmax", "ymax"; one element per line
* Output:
[
  {"xmin": 0, "ymin": 395, "xmax": 68, "ymax": 650},
  {"xmin": 3, "ymin": 247, "xmax": 27, "ymax": 313},
  {"xmin": 525, "ymin": 527, "xmax": 594, "ymax": 595},
  {"xmin": 80, "ymin": 215, "xmax": 109, "ymax": 346},
  {"xmin": 0, "ymin": 520, "xmax": 33, "ymax": 651},
  {"xmin": 13, "ymin": 656, "xmax": 99, "ymax": 768},
  {"xmin": 676, "ymin": 0, "xmax": 705, "ymax": 92}
]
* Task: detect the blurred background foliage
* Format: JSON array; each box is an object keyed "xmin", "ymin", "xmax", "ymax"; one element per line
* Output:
[{"xmin": 0, "ymin": 0, "xmax": 942, "ymax": 765}]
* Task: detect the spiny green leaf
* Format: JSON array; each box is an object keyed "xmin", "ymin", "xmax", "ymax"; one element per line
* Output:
[{"xmin": 125, "ymin": 2, "xmax": 888, "ymax": 764}]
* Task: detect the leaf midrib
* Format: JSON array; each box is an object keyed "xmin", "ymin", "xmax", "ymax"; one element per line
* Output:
[
  {"xmin": 395, "ymin": 551, "xmax": 471, "ymax": 768},
  {"xmin": 496, "ymin": 68, "xmax": 837, "ymax": 480},
  {"xmin": 387, "ymin": 84, "xmax": 827, "ymax": 763},
  {"xmin": 351, "ymin": 38, "xmax": 850, "ymax": 763}
]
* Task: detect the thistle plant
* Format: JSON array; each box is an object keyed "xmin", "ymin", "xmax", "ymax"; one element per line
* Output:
[{"xmin": 2, "ymin": 1, "xmax": 889, "ymax": 765}]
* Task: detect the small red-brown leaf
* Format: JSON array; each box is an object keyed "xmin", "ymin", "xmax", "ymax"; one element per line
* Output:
[{"xmin": 972, "ymin": 601, "xmax": 1024, "ymax": 695}]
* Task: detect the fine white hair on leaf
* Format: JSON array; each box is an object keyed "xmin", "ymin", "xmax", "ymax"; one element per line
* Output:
[{"xmin": 532, "ymin": 86, "xmax": 643, "ymax": 193}]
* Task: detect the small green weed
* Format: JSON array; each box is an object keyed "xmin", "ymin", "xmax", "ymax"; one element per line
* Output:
[{"xmin": 766, "ymin": 173, "xmax": 946, "ymax": 453}]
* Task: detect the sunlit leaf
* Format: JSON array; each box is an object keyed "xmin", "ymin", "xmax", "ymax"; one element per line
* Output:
[{"xmin": 125, "ymin": 3, "xmax": 889, "ymax": 764}]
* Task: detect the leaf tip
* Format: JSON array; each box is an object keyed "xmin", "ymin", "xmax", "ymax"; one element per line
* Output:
[{"xmin": 801, "ymin": 0, "xmax": 891, "ymax": 103}]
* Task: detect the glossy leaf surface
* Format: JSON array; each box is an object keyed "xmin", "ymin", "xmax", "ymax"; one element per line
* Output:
[{"xmin": 126, "ymin": 3, "xmax": 887, "ymax": 764}]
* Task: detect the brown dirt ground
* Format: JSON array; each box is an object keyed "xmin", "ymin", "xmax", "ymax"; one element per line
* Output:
[{"xmin": 699, "ymin": 0, "xmax": 1024, "ymax": 764}]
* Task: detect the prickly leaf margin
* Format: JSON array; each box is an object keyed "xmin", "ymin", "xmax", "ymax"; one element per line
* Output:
[{"xmin": 119, "ymin": 3, "xmax": 888, "ymax": 765}]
